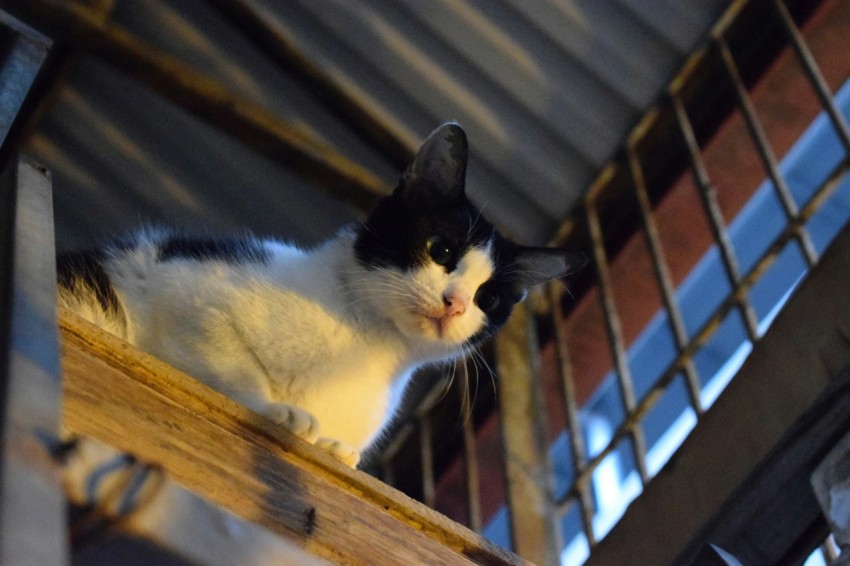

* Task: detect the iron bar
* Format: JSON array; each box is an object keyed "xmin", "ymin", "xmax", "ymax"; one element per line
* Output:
[
  {"xmin": 419, "ymin": 414, "xmax": 436, "ymax": 508},
  {"xmin": 773, "ymin": 0, "xmax": 850, "ymax": 155},
  {"xmin": 457, "ymin": 361, "xmax": 482, "ymax": 532},
  {"xmin": 381, "ymin": 461, "xmax": 395, "ymax": 488},
  {"xmin": 716, "ymin": 34, "xmax": 819, "ymax": 267},
  {"xmin": 0, "ymin": 10, "xmax": 51, "ymax": 166},
  {"xmin": 821, "ymin": 535, "xmax": 840, "ymax": 563},
  {"xmin": 548, "ymin": 282, "xmax": 596, "ymax": 546},
  {"xmin": 627, "ymin": 145, "xmax": 704, "ymax": 416},
  {"xmin": 557, "ymin": 156, "xmax": 850, "ymax": 510},
  {"xmin": 670, "ymin": 92, "xmax": 761, "ymax": 343},
  {"xmin": 495, "ymin": 301, "xmax": 562, "ymax": 564},
  {"xmin": 586, "ymin": 201, "xmax": 651, "ymax": 485}
]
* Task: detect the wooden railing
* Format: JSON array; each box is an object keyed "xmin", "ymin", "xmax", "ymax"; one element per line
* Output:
[
  {"xmin": 59, "ymin": 305, "xmax": 524, "ymax": 565},
  {"xmin": 0, "ymin": 149, "xmax": 525, "ymax": 564}
]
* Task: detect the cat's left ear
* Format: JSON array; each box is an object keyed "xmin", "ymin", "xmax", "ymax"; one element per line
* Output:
[
  {"xmin": 399, "ymin": 122, "xmax": 468, "ymax": 201},
  {"xmin": 510, "ymin": 247, "xmax": 587, "ymax": 295}
]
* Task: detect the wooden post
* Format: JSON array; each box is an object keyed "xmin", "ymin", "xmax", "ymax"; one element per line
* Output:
[
  {"xmin": 0, "ymin": 155, "xmax": 68, "ymax": 565},
  {"xmin": 495, "ymin": 301, "xmax": 562, "ymax": 565}
]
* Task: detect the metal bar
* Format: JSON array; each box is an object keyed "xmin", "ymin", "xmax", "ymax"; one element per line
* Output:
[
  {"xmin": 495, "ymin": 301, "xmax": 562, "ymax": 564},
  {"xmin": 0, "ymin": 10, "xmax": 51, "ymax": 165},
  {"xmin": 670, "ymin": 92, "xmax": 761, "ymax": 343},
  {"xmin": 716, "ymin": 35, "xmax": 819, "ymax": 267},
  {"xmin": 627, "ymin": 145, "xmax": 704, "ymax": 416},
  {"xmin": 381, "ymin": 461, "xmax": 396, "ymax": 488},
  {"xmin": 773, "ymin": 0, "xmax": 850, "ymax": 154},
  {"xmin": 548, "ymin": 283, "xmax": 596, "ymax": 546},
  {"xmin": 586, "ymin": 200, "xmax": 650, "ymax": 484},
  {"xmin": 457, "ymin": 361, "xmax": 482, "ymax": 532},
  {"xmin": 9, "ymin": 0, "xmax": 390, "ymax": 212},
  {"xmin": 556, "ymin": 156, "xmax": 850, "ymax": 510},
  {"xmin": 377, "ymin": 421, "xmax": 415, "ymax": 466},
  {"xmin": 419, "ymin": 414, "xmax": 436, "ymax": 508},
  {"xmin": 821, "ymin": 535, "xmax": 840, "ymax": 563},
  {"xmin": 205, "ymin": 0, "xmax": 416, "ymax": 170},
  {"xmin": 0, "ymin": 156, "xmax": 68, "ymax": 566}
]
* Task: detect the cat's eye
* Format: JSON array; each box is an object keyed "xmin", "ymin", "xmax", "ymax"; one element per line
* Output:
[
  {"xmin": 475, "ymin": 287, "xmax": 501, "ymax": 314},
  {"xmin": 426, "ymin": 236, "xmax": 455, "ymax": 266}
]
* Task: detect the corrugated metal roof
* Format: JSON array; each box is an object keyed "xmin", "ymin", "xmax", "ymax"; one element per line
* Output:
[{"xmin": 19, "ymin": 0, "xmax": 728, "ymax": 248}]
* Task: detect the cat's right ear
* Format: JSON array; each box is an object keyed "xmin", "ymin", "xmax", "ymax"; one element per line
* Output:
[{"xmin": 397, "ymin": 122, "xmax": 468, "ymax": 202}]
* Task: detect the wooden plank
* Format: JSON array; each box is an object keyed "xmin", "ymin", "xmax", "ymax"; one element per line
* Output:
[
  {"xmin": 495, "ymin": 301, "xmax": 562, "ymax": 565},
  {"xmin": 64, "ymin": 436, "xmax": 332, "ymax": 565},
  {"xmin": 7, "ymin": 0, "xmax": 391, "ymax": 212},
  {"xmin": 0, "ymin": 155, "xmax": 67, "ymax": 566},
  {"xmin": 587, "ymin": 221, "xmax": 850, "ymax": 566},
  {"xmin": 59, "ymin": 309, "xmax": 525, "ymax": 566}
]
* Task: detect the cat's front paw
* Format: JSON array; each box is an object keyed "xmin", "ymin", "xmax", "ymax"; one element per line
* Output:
[
  {"xmin": 259, "ymin": 403, "xmax": 320, "ymax": 443},
  {"xmin": 315, "ymin": 438, "xmax": 360, "ymax": 468}
]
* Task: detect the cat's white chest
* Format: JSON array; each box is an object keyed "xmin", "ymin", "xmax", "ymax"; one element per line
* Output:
[
  {"xmin": 224, "ymin": 278, "xmax": 408, "ymax": 450},
  {"xmin": 117, "ymin": 239, "xmax": 409, "ymax": 452}
]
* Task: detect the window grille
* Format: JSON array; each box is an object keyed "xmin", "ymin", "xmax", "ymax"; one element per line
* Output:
[{"xmin": 376, "ymin": 1, "xmax": 850, "ymax": 563}]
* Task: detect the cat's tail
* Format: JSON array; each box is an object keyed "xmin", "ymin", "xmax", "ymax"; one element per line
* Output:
[{"xmin": 57, "ymin": 249, "xmax": 131, "ymax": 340}]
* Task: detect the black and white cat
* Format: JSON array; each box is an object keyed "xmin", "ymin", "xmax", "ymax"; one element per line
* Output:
[{"xmin": 58, "ymin": 123, "xmax": 583, "ymax": 467}]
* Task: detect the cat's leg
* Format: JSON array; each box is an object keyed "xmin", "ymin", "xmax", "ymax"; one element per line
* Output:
[
  {"xmin": 248, "ymin": 400, "xmax": 320, "ymax": 444},
  {"xmin": 315, "ymin": 438, "xmax": 360, "ymax": 468}
]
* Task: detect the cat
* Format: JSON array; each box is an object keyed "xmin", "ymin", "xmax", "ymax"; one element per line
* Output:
[{"xmin": 57, "ymin": 123, "xmax": 584, "ymax": 468}]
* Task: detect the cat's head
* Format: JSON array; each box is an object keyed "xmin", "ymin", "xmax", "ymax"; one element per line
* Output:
[{"xmin": 354, "ymin": 123, "xmax": 583, "ymax": 357}]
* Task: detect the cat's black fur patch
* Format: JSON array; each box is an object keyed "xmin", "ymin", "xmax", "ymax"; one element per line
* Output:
[
  {"xmin": 354, "ymin": 185, "xmax": 494, "ymax": 273},
  {"xmin": 156, "ymin": 236, "xmax": 270, "ymax": 264},
  {"xmin": 57, "ymin": 250, "xmax": 124, "ymax": 320},
  {"xmin": 355, "ymin": 186, "xmax": 541, "ymax": 346}
]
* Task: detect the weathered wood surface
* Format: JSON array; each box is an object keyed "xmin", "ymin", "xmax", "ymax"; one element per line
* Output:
[
  {"xmin": 64, "ymin": 436, "xmax": 332, "ymax": 565},
  {"xmin": 59, "ymin": 308, "xmax": 526, "ymax": 566},
  {"xmin": 495, "ymin": 301, "xmax": 562, "ymax": 565},
  {"xmin": 587, "ymin": 222, "xmax": 850, "ymax": 565},
  {"xmin": 0, "ymin": 156, "xmax": 67, "ymax": 566}
]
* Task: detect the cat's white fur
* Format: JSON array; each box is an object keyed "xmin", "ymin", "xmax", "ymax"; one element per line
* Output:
[{"xmin": 61, "ymin": 228, "xmax": 495, "ymax": 466}]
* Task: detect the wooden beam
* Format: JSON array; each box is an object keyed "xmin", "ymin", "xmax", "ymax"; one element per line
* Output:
[
  {"xmin": 59, "ymin": 309, "xmax": 525, "ymax": 566},
  {"xmin": 8, "ymin": 0, "xmax": 391, "ymax": 212},
  {"xmin": 0, "ymin": 155, "xmax": 67, "ymax": 566},
  {"xmin": 495, "ymin": 301, "xmax": 562, "ymax": 565},
  {"xmin": 587, "ymin": 222, "xmax": 850, "ymax": 565},
  {"xmin": 64, "ymin": 436, "xmax": 332, "ymax": 565}
]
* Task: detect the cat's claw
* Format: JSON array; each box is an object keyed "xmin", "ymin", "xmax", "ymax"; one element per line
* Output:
[
  {"xmin": 315, "ymin": 438, "xmax": 360, "ymax": 468},
  {"xmin": 259, "ymin": 403, "xmax": 320, "ymax": 443}
]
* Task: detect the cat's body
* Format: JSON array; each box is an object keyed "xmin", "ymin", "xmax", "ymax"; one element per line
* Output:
[{"xmin": 58, "ymin": 124, "xmax": 582, "ymax": 467}]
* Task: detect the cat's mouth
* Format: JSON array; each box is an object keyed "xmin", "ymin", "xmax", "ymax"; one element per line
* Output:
[
  {"xmin": 413, "ymin": 308, "xmax": 459, "ymax": 342},
  {"xmin": 418, "ymin": 313, "xmax": 447, "ymax": 339}
]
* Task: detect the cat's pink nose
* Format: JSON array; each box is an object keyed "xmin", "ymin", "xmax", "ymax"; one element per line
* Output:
[{"xmin": 443, "ymin": 291, "xmax": 468, "ymax": 317}]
